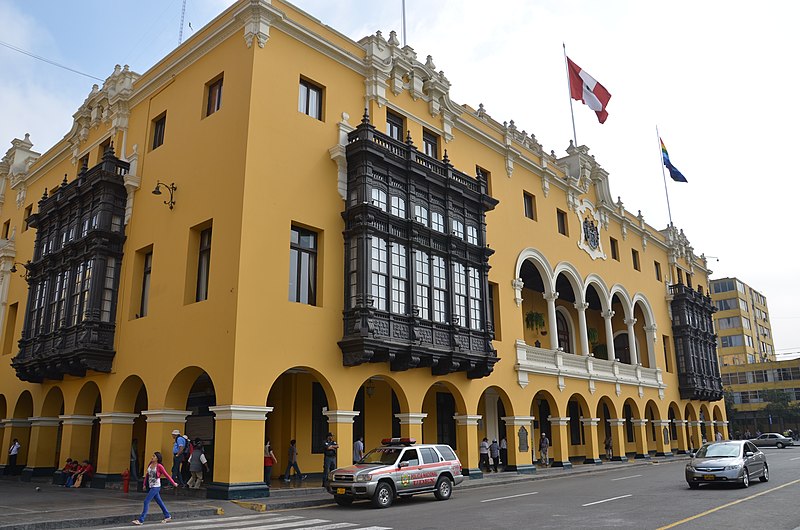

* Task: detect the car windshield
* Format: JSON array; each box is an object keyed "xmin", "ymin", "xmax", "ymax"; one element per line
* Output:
[
  {"xmin": 696, "ymin": 443, "xmax": 741, "ymax": 458},
  {"xmin": 360, "ymin": 447, "xmax": 401, "ymax": 465}
]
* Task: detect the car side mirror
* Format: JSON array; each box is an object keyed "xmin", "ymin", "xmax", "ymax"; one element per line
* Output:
[
  {"xmin": 745, "ymin": 451, "xmax": 754, "ymax": 457},
  {"xmin": 688, "ymin": 452, "xmax": 695, "ymax": 458},
  {"xmin": 398, "ymin": 461, "xmax": 408, "ymax": 468}
]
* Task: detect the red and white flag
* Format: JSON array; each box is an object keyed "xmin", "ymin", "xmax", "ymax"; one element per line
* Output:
[{"xmin": 567, "ymin": 57, "xmax": 611, "ymax": 124}]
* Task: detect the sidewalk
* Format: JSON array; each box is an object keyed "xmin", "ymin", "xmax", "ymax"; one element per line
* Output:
[{"xmin": 0, "ymin": 455, "xmax": 687, "ymax": 529}]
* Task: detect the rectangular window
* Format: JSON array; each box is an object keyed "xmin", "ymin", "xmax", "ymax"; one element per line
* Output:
[
  {"xmin": 140, "ymin": 252, "xmax": 153, "ymax": 317},
  {"xmin": 391, "ymin": 243, "xmax": 407, "ymax": 314},
  {"xmin": 80, "ymin": 260, "xmax": 93, "ymax": 322},
  {"xmin": 69, "ymin": 262, "xmax": 84, "ymax": 326},
  {"xmin": 676, "ymin": 268, "xmax": 684, "ymax": 285},
  {"xmin": 432, "ymin": 255, "xmax": 447, "ymax": 323},
  {"xmin": 348, "ymin": 239, "xmax": 358, "ymax": 309},
  {"xmin": 289, "ymin": 225, "xmax": 317, "ymax": 305},
  {"xmin": 371, "ymin": 188, "xmax": 387, "ymax": 211},
  {"xmin": 23, "ymin": 205, "xmax": 32, "ymax": 232},
  {"xmin": 654, "ymin": 261, "xmax": 662, "ymax": 282},
  {"xmin": 466, "ymin": 225, "xmax": 478, "ymax": 245},
  {"xmin": 556, "ymin": 209, "xmax": 568, "ymax": 236},
  {"xmin": 1, "ymin": 220, "xmax": 9, "ymax": 239},
  {"xmin": 452, "ymin": 262, "xmax": 467, "ymax": 327},
  {"xmin": 431, "ymin": 211, "xmax": 445, "ymax": 233},
  {"xmin": 423, "ymin": 130, "xmax": 438, "ymax": 158},
  {"xmin": 390, "ymin": 196, "xmax": 405, "ymax": 218},
  {"xmin": 414, "ymin": 205, "xmax": 428, "ymax": 226},
  {"xmin": 663, "ymin": 335, "xmax": 673, "ymax": 373},
  {"xmin": 370, "ymin": 237, "xmax": 388, "ymax": 311},
  {"xmin": 631, "ymin": 249, "xmax": 640, "ymax": 271},
  {"xmin": 386, "ymin": 110, "xmax": 403, "ymax": 141},
  {"xmin": 194, "ymin": 228, "xmax": 212, "ymax": 302},
  {"xmin": 415, "ymin": 250, "xmax": 430, "ymax": 320},
  {"xmin": 468, "ymin": 267, "xmax": 482, "ymax": 331},
  {"xmin": 476, "ymin": 166, "xmax": 492, "ymax": 196},
  {"xmin": 205, "ymin": 75, "xmax": 223, "ymax": 117},
  {"xmin": 523, "ymin": 192, "xmax": 537, "ymax": 220},
  {"xmin": 2, "ymin": 302, "xmax": 18, "ymax": 355},
  {"xmin": 298, "ymin": 78, "xmax": 323, "ymax": 120},
  {"xmin": 151, "ymin": 113, "xmax": 166, "ymax": 150},
  {"xmin": 100, "ymin": 257, "xmax": 117, "ymax": 322},
  {"xmin": 489, "ymin": 282, "xmax": 500, "ymax": 340},
  {"xmin": 451, "ymin": 219, "xmax": 464, "ymax": 239},
  {"xmin": 610, "ymin": 237, "xmax": 619, "ymax": 261}
]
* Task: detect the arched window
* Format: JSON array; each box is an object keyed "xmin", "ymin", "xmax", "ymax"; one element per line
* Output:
[
  {"xmin": 556, "ymin": 311, "xmax": 571, "ymax": 353},
  {"xmin": 614, "ymin": 332, "xmax": 631, "ymax": 364}
]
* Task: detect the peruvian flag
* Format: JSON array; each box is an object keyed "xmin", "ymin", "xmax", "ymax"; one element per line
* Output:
[{"xmin": 567, "ymin": 57, "xmax": 611, "ymax": 124}]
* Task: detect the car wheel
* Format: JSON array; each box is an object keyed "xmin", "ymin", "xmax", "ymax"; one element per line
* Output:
[
  {"xmin": 688, "ymin": 482, "xmax": 699, "ymax": 489},
  {"xmin": 741, "ymin": 467, "xmax": 750, "ymax": 488},
  {"xmin": 372, "ymin": 482, "xmax": 394, "ymax": 509},
  {"xmin": 760, "ymin": 465, "xmax": 769, "ymax": 482},
  {"xmin": 777, "ymin": 442, "xmax": 784, "ymax": 449},
  {"xmin": 334, "ymin": 495, "xmax": 354, "ymax": 506},
  {"xmin": 434, "ymin": 476, "xmax": 452, "ymax": 501}
]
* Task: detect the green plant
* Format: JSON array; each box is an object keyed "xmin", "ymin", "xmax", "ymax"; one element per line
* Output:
[
  {"xmin": 587, "ymin": 327, "xmax": 599, "ymax": 347},
  {"xmin": 525, "ymin": 311, "xmax": 546, "ymax": 333},
  {"xmin": 594, "ymin": 344, "xmax": 608, "ymax": 360}
]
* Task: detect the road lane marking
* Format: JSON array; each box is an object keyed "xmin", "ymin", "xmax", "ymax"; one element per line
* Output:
[
  {"xmin": 611, "ymin": 474, "xmax": 642, "ymax": 481},
  {"xmin": 790, "ymin": 456, "xmax": 800, "ymax": 461},
  {"xmin": 657, "ymin": 478, "xmax": 800, "ymax": 529},
  {"xmin": 481, "ymin": 491, "xmax": 539, "ymax": 502},
  {"xmin": 582, "ymin": 494, "xmax": 632, "ymax": 506}
]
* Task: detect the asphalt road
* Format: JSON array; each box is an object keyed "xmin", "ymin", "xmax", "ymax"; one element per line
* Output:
[{"xmin": 295, "ymin": 448, "xmax": 800, "ymax": 530}]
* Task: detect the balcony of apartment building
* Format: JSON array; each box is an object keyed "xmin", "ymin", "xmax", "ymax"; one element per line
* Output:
[{"xmin": 511, "ymin": 248, "xmax": 666, "ymax": 397}]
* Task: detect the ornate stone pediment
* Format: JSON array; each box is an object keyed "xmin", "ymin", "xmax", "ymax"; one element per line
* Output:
[{"xmin": 575, "ymin": 199, "xmax": 606, "ymax": 260}]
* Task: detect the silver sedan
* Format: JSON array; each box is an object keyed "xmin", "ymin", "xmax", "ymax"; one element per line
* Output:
[
  {"xmin": 685, "ymin": 440, "xmax": 768, "ymax": 488},
  {"xmin": 750, "ymin": 432, "xmax": 794, "ymax": 448}
]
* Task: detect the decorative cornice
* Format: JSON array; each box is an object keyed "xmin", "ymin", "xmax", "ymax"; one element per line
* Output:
[
  {"xmin": 501, "ymin": 415, "xmax": 535, "ymax": 427},
  {"xmin": 58, "ymin": 414, "xmax": 97, "ymax": 426},
  {"xmin": 323, "ymin": 410, "xmax": 360, "ymax": 424},
  {"xmin": 1, "ymin": 418, "xmax": 32, "ymax": 428},
  {"xmin": 453, "ymin": 414, "xmax": 481, "ymax": 426},
  {"xmin": 95, "ymin": 412, "xmax": 140, "ymax": 425},
  {"xmin": 28, "ymin": 416, "xmax": 62, "ymax": 428},
  {"xmin": 209, "ymin": 405, "xmax": 273, "ymax": 421},
  {"xmin": 394, "ymin": 413, "xmax": 427, "ymax": 425},
  {"xmin": 141, "ymin": 409, "xmax": 191, "ymax": 423}
]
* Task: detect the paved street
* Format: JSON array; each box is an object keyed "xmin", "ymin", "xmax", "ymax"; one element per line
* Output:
[{"xmin": 295, "ymin": 448, "xmax": 800, "ymax": 530}]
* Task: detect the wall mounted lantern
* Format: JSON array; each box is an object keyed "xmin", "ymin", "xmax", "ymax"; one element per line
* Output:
[{"xmin": 152, "ymin": 181, "xmax": 177, "ymax": 210}]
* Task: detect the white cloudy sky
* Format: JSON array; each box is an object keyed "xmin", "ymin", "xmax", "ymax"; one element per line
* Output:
[{"xmin": 2, "ymin": 0, "xmax": 798, "ymax": 357}]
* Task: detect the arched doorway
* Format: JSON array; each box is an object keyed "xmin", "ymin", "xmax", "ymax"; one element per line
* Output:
[{"xmin": 556, "ymin": 311, "xmax": 572, "ymax": 353}]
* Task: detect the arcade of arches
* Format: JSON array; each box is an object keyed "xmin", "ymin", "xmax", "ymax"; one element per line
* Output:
[{"xmin": 0, "ymin": 365, "xmax": 727, "ymax": 498}]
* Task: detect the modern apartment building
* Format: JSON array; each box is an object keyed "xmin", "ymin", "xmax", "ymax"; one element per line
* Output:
[
  {"xmin": 710, "ymin": 277, "xmax": 775, "ymax": 366},
  {"xmin": 0, "ymin": 0, "xmax": 725, "ymax": 499}
]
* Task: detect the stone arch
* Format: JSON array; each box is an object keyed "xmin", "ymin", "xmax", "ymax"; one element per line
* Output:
[
  {"xmin": 609, "ymin": 284, "xmax": 634, "ymax": 320},
  {"xmin": 164, "ymin": 366, "xmax": 215, "ymax": 411},
  {"xmin": 553, "ymin": 262, "xmax": 585, "ymax": 304},
  {"xmin": 0, "ymin": 394, "xmax": 6, "ymax": 421},
  {"xmin": 595, "ymin": 395, "xmax": 619, "ymax": 447},
  {"xmin": 113, "ymin": 375, "xmax": 147, "ymax": 412},
  {"xmin": 113, "ymin": 375, "xmax": 148, "ymax": 481},
  {"xmin": 644, "ymin": 399, "xmax": 662, "ymax": 448},
  {"xmin": 41, "ymin": 387, "xmax": 65, "ymax": 417},
  {"xmin": 584, "ymin": 274, "xmax": 611, "ymax": 311},
  {"xmin": 74, "ymin": 382, "xmax": 102, "ymax": 416},
  {"xmin": 515, "ymin": 248, "xmax": 555, "ymax": 294},
  {"xmin": 668, "ymin": 402, "xmax": 682, "ymax": 449},
  {"xmin": 684, "ymin": 403, "xmax": 698, "ymax": 422},
  {"xmin": 712, "ymin": 404, "xmax": 723, "ymax": 422},
  {"xmin": 13, "ymin": 391, "xmax": 33, "ymax": 418},
  {"xmin": 352, "ymin": 374, "xmax": 410, "ymax": 448},
  {"xmin": 632, "ymin": 294, "xmax": 657, "ymax": 368},
  {"xmin": 631, "ymin": 293, "xmax": 656, "ymax": 327},
  {"xmin": 477, "ymin": 385, "xmax": 515, "ymax": 450},
  {"xmin": 565, "ymin": 392, "xmax": 592, "ymax": 451},
  {"xmin": 421, "ymin": 380, "xmax": 467, "ymax": 457}
]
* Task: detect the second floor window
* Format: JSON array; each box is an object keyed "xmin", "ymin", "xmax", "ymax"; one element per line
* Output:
[
  {"xmin": 557, "ymin": 209, "xmax": 568, "ymax": 236},
  {"xmin": 206, "ymin": 76, "xmax": 223, "ymax": 117},
  {"xmin": 298, "ymin": 79, "xmax": 323, "ymax": 120},
  {"xmin": 431, "ymin": 211, "xmax": 445, "ymax": 233},
  {"xmin": 387, "ymin": 111, "xmax": 403, "ymax": 141},
  {"xmin": 289, "ymin": 226, "xmax": 317, "ymax": 305},
  {"xmin": 140, "ymin": 252, "xmax": 153, "ymax": 317},
  {"xmin": 423, "ymin": 130, "xmax": 438, "ymax": 158},
  {"xmin": 196, "ymin": 228, "xmax": 212, "ymax": 302},
  {"xmin": 152, "ymin": 114, "xmax": 166, "ymax": 150},
  {"xmin": 523, "ymin": 192, "xmax": 536, "ymax": 220},
  {"xmin": 632, "ymin": 249, "xmax": 641, "ymax": 271}
]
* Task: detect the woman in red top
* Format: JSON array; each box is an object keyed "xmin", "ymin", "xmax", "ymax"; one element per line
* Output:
[{"xmin": 132, "ymin": 451, "xmax": 177, "ymax": 525}]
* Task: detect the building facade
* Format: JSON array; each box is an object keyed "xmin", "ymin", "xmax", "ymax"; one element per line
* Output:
[
  {"xmin": 710, "ymin": 277, "xmax": 775, "ymax": 366},
  {"xmin": 0, "ymin": 0, "xmax": 725, "ymax": 499}
]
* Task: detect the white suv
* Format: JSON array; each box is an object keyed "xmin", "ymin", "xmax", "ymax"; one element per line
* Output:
[{"xmin": 327, "ymin": 438, "xmax": 463, "ymax": 508}]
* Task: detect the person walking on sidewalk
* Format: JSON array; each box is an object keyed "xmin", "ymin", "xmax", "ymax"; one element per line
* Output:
[
  {"xmin": 353, "ymin": 436, "xmax": 364, "ymax": 464},
  {"xmin": 322, "ymin": 433, "xmax": 338, "ymax": 487},
  {"xmin": 479, "ymin": 437, "xmax": 490, "ymax": 472},
  {"xmin": 170, "ymin": 429, "xmax": 187, "ymax": 487},
  {"xmin": 604, "ymin": 435, "xmax": 613, "ymax": 460},
  {"xmin": 539, "ymin": 432, "xmax": 550, "ymax": 466},
  {"xmin": 263, "ymin": 439, "xmax": 277, "ymax": 486},
  {"xmin": 132, "ymin": 451, "xmax": 177, "ymax": 525},
  {"xmin": 283, "ymin": 439, "xmax": 306, "ymax": 481},
  {"xmin": 489, "ymin": 439, "xmax": 500, "ymax": 472},
  {"xmin": 187, "ymin": 439, "xmax": 210, "ymax": 489},
  {"xmin": 8, "ymin": 439, "xmax": 20, "ymax": 471},
  {"xmin": 499, "ymin": 437, "xmax": 508, "ymax": 469}
]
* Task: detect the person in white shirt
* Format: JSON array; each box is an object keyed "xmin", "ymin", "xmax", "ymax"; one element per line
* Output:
[
  {"xmin": 8, "ymin": 439, "xmax": 21, "ymax": 470},
  {"xmin": 715, "ymin": 431, "xmax": 723, "ymax": 442},
  {"xmin": 353, "ymin": 436, "xmax": 364, "ymax": 464}
]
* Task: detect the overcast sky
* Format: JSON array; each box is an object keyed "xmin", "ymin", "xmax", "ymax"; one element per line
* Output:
[{"xmin": 2, "ymin": 0, "xmax": 798, "ymax": 358}]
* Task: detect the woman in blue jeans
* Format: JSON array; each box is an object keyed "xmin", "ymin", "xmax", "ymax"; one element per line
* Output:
[{"xmin": 132, "ymin": 451, "xmax": 177, "ymax": 525}]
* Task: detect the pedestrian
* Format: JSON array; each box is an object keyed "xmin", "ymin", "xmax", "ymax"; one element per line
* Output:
[
  {"xmin": 715, "ymin": 431, "xmax": 723, "ymax": 442},
  {"xmin": 479, "ymin": 437, "xmax": 490, "ymax": 472},
  {"xmin": 499, "ymin": 437, "xmax": 508, "ymax": 469},
  {"xmin": 744, "ymin": 429, "xmax": 751, "ymax": 439},
  {"xmin": 187, "ymin": 439, "xmax": 209, "ymax": 489},
  {"xmin": 283, "ymin": 439, "xmax": 306, "ymax": 481},
  {"xmin": 263, "ymin": 438, "xmax": 277, "ymax": 486},
  {"xmin": 8, "ymin": 438, "xmax": 21, "ymax": 471},
  {"xmin": 132, "ymin": 451, "xmax": 177, "ymax": 525},
  {"xmin": 170, "ymin": 429, "xmax": 187, "ymax": 487},
  {"xmin": 322, "ymin": 432, "xmax": 338, "ymax": 487},
  {"xmin": 489, "ymin": 439, "xmax": 500, "ymax": 472},
  {"xmin": 539, "ymin": 432, "xmax": 550, "ymax": 466},
  {"xmin": 130, "ymin": 438, "xmax": 139, "ymax": 488},
  {"xmin": 71, "ymin": 459, "xmax": 94, "ymax": 488},
  {"xmin": 353, "ymin": 435, "xmax": 364, "ymax": 464},
  {"xmin": 604, "ymin": 435, "xmax": 613, "ymax": 460}
]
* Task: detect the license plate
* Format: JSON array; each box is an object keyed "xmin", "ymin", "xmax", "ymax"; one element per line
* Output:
[
  {"xmin": 336, "ymin": 488, "xmax": 346, "ymax": 494},
  {"xmin": 703, "ymin": 474, "xmax": 715, "ymax": 480}
]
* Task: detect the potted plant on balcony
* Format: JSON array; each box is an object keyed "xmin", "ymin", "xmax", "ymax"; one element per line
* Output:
[
  {"xmin": 587, "ymin": 327, "xmax": 599, "ymax": 356},
  {"xmin": 525, "ymin": 310, "xmax": 546, "ymax": 347}
]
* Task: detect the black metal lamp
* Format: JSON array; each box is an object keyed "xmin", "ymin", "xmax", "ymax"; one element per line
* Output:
[
  {"xmin": 9, "ymin": 261, "xmax": 30, "ymax": 279},
  {"xmin": 152, "ymin": 181, "xmax": 177, "ymax": 210}
]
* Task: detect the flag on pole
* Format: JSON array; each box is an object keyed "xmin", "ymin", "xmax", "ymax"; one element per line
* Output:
[
  {"xmin": 566, "ymin": 57, "xmax": 611, "ymax": 124},
  {"xmin": 659, "ymin": 138, "xmax": 688, "ymax": 182}
]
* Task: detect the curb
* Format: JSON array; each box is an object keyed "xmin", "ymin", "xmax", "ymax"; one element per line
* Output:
[{"xmin": 0, "ymin": 506, "xmax": 222, "ymax": 530}]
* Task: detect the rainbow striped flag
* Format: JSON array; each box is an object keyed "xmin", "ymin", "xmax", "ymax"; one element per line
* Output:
[{"xmin": 660, "ymin": 138, "xmax": 687, "ymax": 183}]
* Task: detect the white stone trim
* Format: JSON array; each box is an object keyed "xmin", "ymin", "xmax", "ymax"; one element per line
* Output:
[
  {"xmin": 323, "ymin": 410, "xmax": 360, "ymax": 424},
  {"xmin": 1, "ymin": 418, "xmax": 32, "ymax": 428},
  {"xmin": 688, "ymin": 421, "xmax": 703, "ymax": 428},
  {"xmin": 394, "ymin": 413, "xmax": 427, "ymax": 425},
  {"xmin": 580, "ymin": 418, "xmax": 601, "ymax": 427},
  {"xmin": 548, "ymin": 417, "xmax": 570, "ymax": 427},
  {"xmin": 141, "ymin": 410, "xmax": 191, "ymax": 423},
  {"xmin": 453, "ymin": 414, "xmax": 481, "ymax": 426},
  {"xmin": 607, "ymin": 418, "xmax": 626, "ymax": 427},
  {"xmin": 651, "ymin": 420, "xmax": 672, "ymax": 428},
  {"xmin": 58, "ymin": 415, "xmax": 97, "ymax": 426},
  {"xmin": 672, "ymin": 419, "xmax": 688, "ymax": 426},
  {"xmin": 95, "ymin": 413, "xmax": 140, "ymax": 425},
  {"xmin": 501, "ymin": 415, "xmax": 535, "ymax": 427},
  {"xmin": 209, "ymin": 405, "xmax": 273, "ymax": 421},
  {"xmin": 27, "ymin": 417, "xmax": 61, "ymax": 428},
  {"xmin": 630, "ymin": 419, "xmax": 649, "ymax": 427}
]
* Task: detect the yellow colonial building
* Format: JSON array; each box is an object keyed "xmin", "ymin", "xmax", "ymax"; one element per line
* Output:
[{"xmin": 0, "ymin": 0, "xmax": 726, "ymax": 499}]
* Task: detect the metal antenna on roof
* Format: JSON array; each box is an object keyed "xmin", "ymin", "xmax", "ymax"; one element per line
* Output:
[{"xmin": 179, "ymin": 0, "xmax": 188, "ymax": 44}]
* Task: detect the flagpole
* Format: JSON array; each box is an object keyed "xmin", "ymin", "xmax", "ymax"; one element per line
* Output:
[
  {"xmin": 656, "ymin": 125, "xmax": 674, "ymax": 226},
  {"xmin": 401, "ymin": 0, "xmax": 407, "ymax": 46},
  {"xmin": 563, "ymin": 43, "xmax": 578, "ymax": 146}
]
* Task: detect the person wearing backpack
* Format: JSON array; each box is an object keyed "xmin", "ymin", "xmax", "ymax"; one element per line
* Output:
[
  {"xmin": 187, "ymin": 439, "xmax": 210, "ymax": 489},
  {"xmin": 170, "ymin": 430, "xmax": 188, "ymax": 487}
]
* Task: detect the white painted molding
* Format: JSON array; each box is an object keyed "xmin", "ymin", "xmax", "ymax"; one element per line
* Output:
[
  {"xmin": 394, "ymin": 413, "xmax": 427, "ymax": 425},
  {"xmin": 141, "ymin": 410, "xmax": 192, "ymax": 423},
  {"xmin": 324, "ymin": 410, "xmax": 360, "ymax": 424},
  {"xmin": 209, "ymin": 405, "xmax": 273, "ymax": 421},
  {"xmin": 58, "ymin": 415, "xmax": 97, "ymax": 426},
  {"xmin": 453, "ymin": 414, "xmax": 481, "ymax": 426},
  {"xmin": 95, "ymin": 412, "xmax": 140, "ymax": 425},
  {"xmin": 27, "ymin": 417, "xmax": 61, "ymax": 428},
  {"xmin": 501, "ymin": 416, "xmax": 535, "ymax": 427}
]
